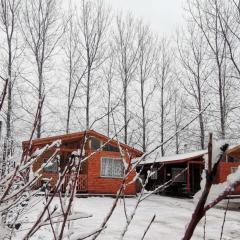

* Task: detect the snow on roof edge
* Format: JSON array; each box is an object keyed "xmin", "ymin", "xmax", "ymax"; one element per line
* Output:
[{"xmin": 140, "ymin": 149, "xmax": 208, "ymax": 165}]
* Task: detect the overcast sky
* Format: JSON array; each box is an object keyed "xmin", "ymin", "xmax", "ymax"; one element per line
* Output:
[{"xmin": 104, "ymin": 0, "xmax": 185, "ymax": 35}]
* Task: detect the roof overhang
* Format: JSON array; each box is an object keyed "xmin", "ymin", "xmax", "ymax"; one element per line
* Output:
[{"xmin": 22, "ymin": 129, "xmax": 143, "ymax": 157}]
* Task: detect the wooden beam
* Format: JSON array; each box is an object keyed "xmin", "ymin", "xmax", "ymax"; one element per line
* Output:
[{"xmin": 187, "ymin": 162, "xmax": 190, "ymax": 193}]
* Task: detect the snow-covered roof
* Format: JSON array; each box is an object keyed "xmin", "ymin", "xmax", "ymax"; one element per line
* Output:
[{"xmin": 141, "ymin": 149, "xmax": 207, "ymax": 165}]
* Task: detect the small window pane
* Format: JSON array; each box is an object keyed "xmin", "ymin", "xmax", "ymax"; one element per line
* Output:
[
  {"xmin": 151, "ymin": 169, "xmax": 158, "ymax": 180},
  {"xmin": 228, "ymin": 156, "xmax": 240, "ymax": 163},
  {"xmin": 102, "ymin": 144, "xmax": 120, "ymax": 152},
  {"xmin": 43, "ymin": 158, "xmax": 58, "ymax": 173},
  {"xmin": 92, "ymin": 138, "xmax": 101, "ymax": 150},
  {"xmin": 172, "ymin": 168, "xmax": 186, "ymax": 182},
  {"xmin": 231, "ymin": 167, "xmax": 238, "ymax": 173}
]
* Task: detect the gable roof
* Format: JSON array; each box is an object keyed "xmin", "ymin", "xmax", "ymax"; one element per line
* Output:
[{"xmin": 22, "ymin": 129, "xmax": 143, "ymax": 157}]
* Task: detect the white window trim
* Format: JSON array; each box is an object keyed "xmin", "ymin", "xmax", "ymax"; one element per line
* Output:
[{"xmin": 100, "ymin": 157, "xmax": 124, "ymax": 178}]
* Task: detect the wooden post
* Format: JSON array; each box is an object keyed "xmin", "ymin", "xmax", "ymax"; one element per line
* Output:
[
  {"xmin": 208, "ymin": 133, "xmax": 213, "ymax": 174},
  {"xmin": 187, "ymin": 162, "xmax": 190, "ymax": 193},
  {"xmin": 182, "ymin": 133, "xmax": 214, "ymax": 240}
]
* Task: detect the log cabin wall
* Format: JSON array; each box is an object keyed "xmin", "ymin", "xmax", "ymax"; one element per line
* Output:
[{"xmin": 87, "ymin": 150, "xmax": 136, "ymax": 195}]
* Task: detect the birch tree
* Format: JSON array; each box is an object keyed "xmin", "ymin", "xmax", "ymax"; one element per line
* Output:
[
  {"xmin": 177, "ymin": 22, "xmax": 210, "ymax": 149},
  {"xmin": 114, "ymin": 14, "xmax": 139, "ymax": 144},
  {"xmin": 0, "ymin": 0, "xmax": 21, "ymax": 175},
  {"xmin": 187, "ymin": 0, "xmax": 233, "ymax": 139},
  {"xmin": 172, "ymin": 87, "xmax": 185, "ymax": 154},
  {"xmin": 63, "ymin": 3, "xmax": 86, "ymax": 133},
  {"xmin": 101, "ymin": 47, "xmax": 116, "ymax": 137},
  {"xmin": 77, "ymin": 0, "xmax": 109, "ymax": 129},
  {"xmin": 135, "ymin": 21, "xmax": 158, "ymax": 152},
  {"xmin": 21, "ymin": 0, "xmax": 62, "ymax": 138},
  {"xmin": 155, "ymin": 38, "xmax": 173, "ymax": 156}
]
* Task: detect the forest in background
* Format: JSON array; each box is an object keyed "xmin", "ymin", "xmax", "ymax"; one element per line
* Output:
[{"xmin": 1, "ymin": 0, "xmax": 240, "ymax": 171}]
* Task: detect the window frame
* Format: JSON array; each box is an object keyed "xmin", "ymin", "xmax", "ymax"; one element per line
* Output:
[
  {"xmin": 171, "ymin": 167, "xmax": 186, "ymax": 182},
  {"xmin": 231, "ymin": 167, "xmax": 238, "ymax": 173},
  {"xmin": 150, "ymin": 168, "xmax": 158, "ymax": 180},
  {"xmin": 43, "ymin": 158, "xmax": 59, "ymax": 173},
  {"xmin": 100, "ymin": 157, "xmax": 124, "ymax": 178}
]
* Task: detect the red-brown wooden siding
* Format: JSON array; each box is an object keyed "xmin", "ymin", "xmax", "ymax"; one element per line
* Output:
[
  {"xmin": 87, "ymin": 150, "xmax": 136, "ymax": 195},
  {"xmin": 216, "ymin": 162, "xmax": 240, "ymax": 193}
]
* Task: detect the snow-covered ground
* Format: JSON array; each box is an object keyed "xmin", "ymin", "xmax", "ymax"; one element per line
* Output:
[{"xmin": 14, "ymin": 195, "xmax": 240, "ymax": 240}]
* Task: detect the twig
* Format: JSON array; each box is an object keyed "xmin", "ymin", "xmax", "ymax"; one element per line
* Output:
[
  {"xmin": 203, "ymin": 214, "xmax": 206, "ymax": 240},
  {"xmin": 75, "ymin": 227, "xmax": 107, "ymax": 240},
  {"xmin": 141, "ymin": 214, "xmax": 156, "ymax": 240},
  {"xmin": 0, "ymin": 78, "xmax": 8, "ymax": 112},
  {"xmin": 45, "ymin": 190, "xmax": 57, "ymax": 240},
  {"xmin": 219, "ymin": 199, "xmax": 230, "ymax": 240}
]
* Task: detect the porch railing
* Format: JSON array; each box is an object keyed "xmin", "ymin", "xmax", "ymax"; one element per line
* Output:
[{"xmin": 35, "ymin": 173, "xmax": 88, "ymax": 192}]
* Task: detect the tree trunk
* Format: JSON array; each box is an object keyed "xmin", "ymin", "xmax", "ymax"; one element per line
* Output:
[
  {"xmin": 160, "ymin": 78, "xmax": 164, "ymax": 156},
  {"xmin": 2, "ymin": 41, "xmax": 12, "ymax": 175},
  {"xmin": 86, "ymin": 64, "xmax": 91, "ymax": 129},
  {"xmin": 66, "ymin": 51, "xmax": 73, "ymax": 134},
  {"xmin": 124, "ymin": 83, "xmax": 128, "ymax": 144},
  {"xmin": 141, "ymin": 77, "xmax": 146, "ymax": 152},
  {"xmin": 107, "ymin": 85, "xmax": 111, "ymax": 137},
  {"xmin": 37, "ymin": 72, "xmax": 43, "ymax": 138}
]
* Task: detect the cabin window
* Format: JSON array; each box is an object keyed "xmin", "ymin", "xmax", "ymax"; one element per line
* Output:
[
  {"xmin": 102, "ymin": 144, "xmax": 120, "ymax": 152},
  {"xmin": 101, "ymin": 157, "xmax": 124, "ymax": 178},
  {"xmin": 43, "ymin": 158, "xmax": 58, "ymax": 173},
  {"xmin": 150, "ymin": 169, "xmax": 158, "ymax": 180},
  {"xmin": 231, "ymin": 167, "xmax": 238, "ymax": 173},
  {"xmin": 91, "ymin": 138, "xmax": 101, "ymax": 150},
  {"xmin": 228, "ymin": 156, "xmax": 240, "ymax": 163},
  {"xmin": 172, "ymin": 168, "xmax": 186, "ymax": 182}
]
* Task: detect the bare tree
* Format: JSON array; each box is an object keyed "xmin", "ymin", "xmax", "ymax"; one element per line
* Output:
[
  {"xmin": 21, "ymin": 0, "xmax": 62, "ymax": 138},
  {"xmin": 114, "ymin": 13, "xmax": 139, "ymax": 144},
  {"xmin": 0, "ymin": 0, "xmax": 21, "ymax": 175},
  {"xmin": 135, "ymin": 21, "xmax": 158, "ymax": 152},
  {"xmin": 77, "ymin": 0, "xmax": 109, "ymax": 129},
  {"xmin": 214, "ymin": 1, "xmax": 240, "ymax": 137},
  {"xmin": 172, "ymin": 87, "xmax": 185, "ymax": 154},
  {"xmin": 177, "ymin": 22, "xmax": 210, "ymax": 149},
  {"xmin": 187, "ymin": 0, "xmax": 234, "ymax": 139},
  {"xmin": 63, "ymin": 2, "xmax": 86, "ymax": 133},
  {"xmin": 155, "ymin": 38, "xmax": 173, "ymax": 156},
  {"xmin": 101, "ymin": 46, "xmax": 116, "ymax": 137}
]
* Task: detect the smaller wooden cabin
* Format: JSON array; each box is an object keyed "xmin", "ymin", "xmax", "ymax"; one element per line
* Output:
[
  {"xmin": 216, "ymin": 144, "xmax": 240, "ymax": 193},
  {"xmin": 22, "ymin": 130, "xmax": 143, "ymax": 196},
  {"xmin": 139, "ymin": 145, "xmax": 240, "ymax": 196},
  {"xmin": 139, "ymin": 150, "xmax": 206, "ymax": 196}
]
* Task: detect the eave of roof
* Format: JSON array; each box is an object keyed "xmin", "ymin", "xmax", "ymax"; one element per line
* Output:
[
  {"xmin": 140, "ymin": 149, "xmax": 207, "ymax": 165},
  {"xmin": 22, "ymin": 129, "xmax": 143, "ymax": 157}
]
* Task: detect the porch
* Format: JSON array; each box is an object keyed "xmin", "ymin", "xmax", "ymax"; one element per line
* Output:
[
  {"xmin": 35, "ymin": 173, "xmax": 88, "ymax": 192},
  {"xmin": 142, "ymin": 160, "xmax": 204, "ymax": 196}
]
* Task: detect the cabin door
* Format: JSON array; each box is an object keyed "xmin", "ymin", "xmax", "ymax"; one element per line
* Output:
[{"xmin": 192, "ymin": 164, "xmax": 202, "ymax": 193}]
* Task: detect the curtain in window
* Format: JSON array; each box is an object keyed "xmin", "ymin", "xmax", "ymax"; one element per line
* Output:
[
  {"xmin": 101, "ymin": 158, "xmax": 124, "ymax": 177},
  {"xmin": 102, "ymin": 158, "xmax": 113, "ymax": 176}
]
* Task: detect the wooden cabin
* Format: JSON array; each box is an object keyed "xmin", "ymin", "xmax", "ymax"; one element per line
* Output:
[
  {"xmin": 216, "ymin": 144, "xmax": 240, "ymax": 193},
  {"xmin": 139, "ymin": 150, "xmax": 206, "ymax": 196},
  {"xmin": 22, "ymin": 130, "xmax": 143, "ymax": 196},
  {"xmin": 139, "ymin": 145, "xmax": 240, "ymax": 196}
]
